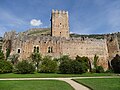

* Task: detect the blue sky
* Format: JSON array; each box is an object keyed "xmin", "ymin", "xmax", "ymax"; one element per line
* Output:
[{"xmin": 0, "ymin": 0, "xmax": 120, "ymax": 36}]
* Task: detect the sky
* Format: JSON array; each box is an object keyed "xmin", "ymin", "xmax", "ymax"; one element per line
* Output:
[{"xmin": 0, "ymin": 0, "xmax": 120, "ymax": 36}]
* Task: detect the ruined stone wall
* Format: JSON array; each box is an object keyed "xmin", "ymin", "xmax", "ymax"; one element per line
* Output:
[
  {"xmin": 61, "ymin": 38, "xmax": 109, "ymax": 70},
  {"xmin": 10, "ymin": 35, "xmax": 61, "ymax": 60},
  {"xmin": 2, "ymin": 31, "xmax": 109, "ymax": 70},
  {"xmin": 106, "ymin": 34, "xmax": 120, "ymax": 60}
]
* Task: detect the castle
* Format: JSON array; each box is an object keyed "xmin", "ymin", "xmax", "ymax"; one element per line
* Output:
[{"xmin": 2, "ymin": 10, "xmax": 120, "ymax": 70}]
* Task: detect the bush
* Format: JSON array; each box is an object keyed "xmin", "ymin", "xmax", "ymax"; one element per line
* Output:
[
  {"xmin": 59, "ymin": 59, "xmax": 71, "ymax": 74},
  {"xmin": 111, "ymin": 54, "xmax": 120, "ymax": 73},
  {"xmin": 70, "ymin": 60, "xmax": 85, "ymax": 74},
  {"xmin": 39, "ymin": 56, "xmax": 57, "ymax": 73},
  {"xmin": 0, "ymin": 60, "xmax": 13, "ymax": 73},
  {"xmin": 14, "ymin": 60, "xmax": 35, "ymax": 74},
  {"xmin": 59, "ymin": 55, "xmax": 89, "ymax": 74},
  {"xmin": 96, "ymin": 66, "xmax": 104, "ymax": 73},
  {"xmin": 105, "ymin": 69, "xmax": 113, "ymax": 73}
]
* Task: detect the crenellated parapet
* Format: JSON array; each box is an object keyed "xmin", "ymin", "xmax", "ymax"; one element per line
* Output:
[{"xmin": 52, "ymin": 9, "xmax": 68, "ymax": 15}]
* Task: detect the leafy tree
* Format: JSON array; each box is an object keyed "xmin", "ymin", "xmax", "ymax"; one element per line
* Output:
[
  {"xmin": 70, "ymin": 60, "xmax": 84, "ymax": 74},
  {"xmin": 96, "ymin": 66, "xmax": 104, "ymax": 73},
  {"xmin": 0, "ymin": 60, "xmax": 13, "ymax": 73},
  {"xmin": 8, "ymin": 54, "xmax": 19, "ymax": 64},
  {"xmin": 111, "ymin": 54, "xmax": 120, "ymax": 73},
  {"xmin": 31, "ymin": 52, "xmax": 42, "ymax": 71},
  {"xmin": 59, "ymin": 55, "xmax": 90, "ymax": 74},
  {"xmin": 39, "ymin": 56, "xmax": 57, "ymax": 73},
  {"xmin": 59, "ymin": 55, "xmax": 71, "ymax": 62},
  {"xmin": 59, "ymin": 58, "xmax": 71, "ymax": 74},
  {"xmin": 93, "ymin": 54, "xmax": 99, "ymax": 68},
  {"xmin": 76, "ymin": 55, "xmax": 90, "ymax": 72},
  {"xmin": 0, "ymin": 50, "xmax": 5, "ymax": 60},
  {"xmin": 92, "ymin": 55, "xmax": 104, "ymax": 73},
  {"xmin": 14, "ymin": 60, "xmax": 35, "ymax": 74},
  {"xmin": 6, "ymin": 48, "xmax": 10, "ymax": 60}
]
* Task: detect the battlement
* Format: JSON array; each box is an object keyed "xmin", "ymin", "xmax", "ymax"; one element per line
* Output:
[{"xmin": 52, "ymin": 9, "xmax": 68, "ymax": 15}]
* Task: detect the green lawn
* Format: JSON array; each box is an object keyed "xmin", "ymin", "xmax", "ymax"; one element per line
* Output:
[
  {"xmin": 0, "ymin": 73, "xmax": 115, "ymax": 78},
  {"xmin": 74, "ymin": 78, "xmax": 120, "ymax": 90},
  {"xmin": 0, "ymin": 80, "xmax": 74, "ymax": 90}
]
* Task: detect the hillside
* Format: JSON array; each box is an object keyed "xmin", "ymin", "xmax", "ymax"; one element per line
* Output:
[
  {"xmin": 24, "ymin": 28, "xmax": 51, "ymax": 36},
  {"xmin": 70, "ymin": 33, "xmax": 104, "ymax": 39}
]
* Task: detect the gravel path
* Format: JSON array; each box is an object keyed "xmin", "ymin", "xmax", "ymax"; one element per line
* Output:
[{"xmin": 0, "ymin": 76, "xmax": 119, "ymax": 90}]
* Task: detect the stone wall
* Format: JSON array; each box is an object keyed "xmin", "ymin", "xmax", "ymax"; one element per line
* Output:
[{"xmin": 106, "ymin": 34, "xmax": 120, "ymax": 60}]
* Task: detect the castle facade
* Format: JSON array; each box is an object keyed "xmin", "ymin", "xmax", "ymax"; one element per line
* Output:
[{"xmin": 2, "ymin": 10, "xmax": 120, "ymax": 70}]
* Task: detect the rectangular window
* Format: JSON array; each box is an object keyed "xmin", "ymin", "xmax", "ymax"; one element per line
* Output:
[{"xmin": 18, "ymin": 49, "xmax": 20, "ymax": 53}]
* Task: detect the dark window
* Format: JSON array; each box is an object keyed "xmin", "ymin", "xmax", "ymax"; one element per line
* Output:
[
  {"xmin": 37, "ymin": 47, "xmax": 39, "ymax": 53},
  {"xmin": 34, "ymin": 46, "xmax": 40, "ymax": 53},
  {"xmin": 18, "ymin": 49, "xmax": 20, "ymax": 53},
  {"xmin": 48, "ymin": 47, "xmax": 53, "ymax": 53},
  {"xmin": 51, "ymin": 47, "xmax": 53, "ymax": 53},
  {"xmin": 34, "ymin": 47, "xmax": 36, "ymax": 53},
  {"xmin": 48, "ymin": 47, "xmax": 51, "ymax": 53}
]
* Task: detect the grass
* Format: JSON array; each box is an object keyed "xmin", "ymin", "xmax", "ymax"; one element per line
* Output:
[
  {"xmin": 0, "ymin": 73, "xmax": 116, "ymax": 78},
  {"xmin": 0, "ymin": 80, "xmax": 74, "ymax": 90},
  {"xmin": 74, "ymin": 78, "xmax": 120, "ymax": 90}
]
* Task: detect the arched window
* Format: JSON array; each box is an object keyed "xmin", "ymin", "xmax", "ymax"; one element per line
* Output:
[
  {"xmin": 33, "ymin": 46, "xmax": 40, "ymax": 53},
  {"xmin": 37, "ymin": 47, "xmax": 39, "ymax": 53},
  {"xmin": 48, "ymin": 47, "xmax": 51, "ymax": 53},
  {"xmin": 34, "ymin": 47, "xmax": 36, "ymax": 53},
  {"xmin": 48, "ymin": 46, "xmax": 53, "ymax": 53}
]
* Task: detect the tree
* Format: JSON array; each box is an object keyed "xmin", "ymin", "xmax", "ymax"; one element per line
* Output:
[
  {"xmin": 31, "ymin": 52, "xmax": 42, "ymax": 71},
  {"xmin": 6, "ymin": 48, "xmax": 10, "ymax": 60},
  {"xmin": 0, "ymin": 60, "xmax": 13, "ymax": 73},
  {"xmin": 111, "ymin": 54, "xmax": 120, "ymax": 73},
  {"xmin": 59, "ymin": 58, "xmax": 71, "ymax": 74},
  {"xmin": 93, "ymin": 54, "xmax": 99, "ymax": 68},
  {"xmin": 70, "ymin": 60, "xmax": 84, "ymax": 74},
  {"xmin": 14, "ymin": 60, "xmax": 35, "ymax": 74},
  {"xmin": 75, "ymin": 55, "xmax": 90, "ymax": 72},
  {"xmin": 59, "ymin": 55, "xmax": 90, "ymax": 74},
  {"xmin": 0, "ymin": 50, "xmax": 5, "ymax": 60},
  {"xmin": 8, "ymin": 54, "xmax": 19, "ymax": 64},
  {"xmin": 92, "ymin": 55, "xmax": 104, "ymax": 73},
  {"xmin": 39, "ymin": 56, "xmax": 57, "ymax": 73}
]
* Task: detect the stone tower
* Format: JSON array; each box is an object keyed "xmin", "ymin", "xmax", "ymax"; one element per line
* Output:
[
  {"xmin": 106, "ymin": 34, "xmax": 120, "ymax": 59},
  {"xmin": 51, "ymin": 9, "xmax": 69, "ymax": 38}
]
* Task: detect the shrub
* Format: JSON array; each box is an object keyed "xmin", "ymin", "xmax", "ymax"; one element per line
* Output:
[
  {"xmin": 70, "ymin": 60, "xmax": 84, "ymax": 74},
  {"xmin": 14, "ymin": 60, "xmax": 35, "ymax": 74},
  {"xmin": 59, "ymin": 59, "xmax": 71, "ymax": 74},
  {"xmin": 39, "ymin": 56, "xmax": 57, "ymax": 73},
  {"xmin": 105, "ymin": 69, "xmax": 113, "ymax": 73},
  {"xmin": 96, "ymin": 66, "xmax": 104, "ymax": 73},
  {"xmin": 59, "ymin": 55, "xmax": 89, "ymax": 74},
  {"xmin": 0, "ymin": 60, "xmax": 13, "ymax": 73},
  {"xmin": 75, "ymin": 56, "xmax": 90, "ymax": 72},
  {"xmin": 31, "ymin": 52, "xmax": 42, "ymax": 71},
  {"xmin": 0, "ymin": 50, "xmax": 5, "ymax": 60},
  {"xmin": 111, "ymin": 54, "xmax": 120, "ymax": 73}
]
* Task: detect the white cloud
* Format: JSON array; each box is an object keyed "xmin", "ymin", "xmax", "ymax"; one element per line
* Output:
[{"xmin": 30, "ymin": 19, "xmax": 42, "ymax": 26}]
